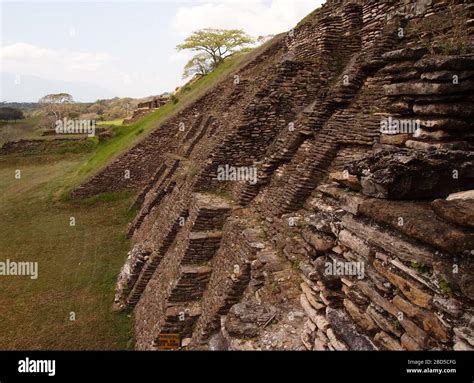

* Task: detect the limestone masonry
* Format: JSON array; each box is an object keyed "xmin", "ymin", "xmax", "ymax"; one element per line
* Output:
[
  {"xmin": 123, "ymin": 95, "xmax": 170, "ymax": 125},
  {"xmin": 76, "ymin": 0, "xmax": 473, "ymax": 351}
]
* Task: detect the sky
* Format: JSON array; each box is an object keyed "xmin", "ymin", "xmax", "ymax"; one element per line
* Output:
[{"xmin": 0, "ymin": 0, "xmax": 324, "ymax": 102}]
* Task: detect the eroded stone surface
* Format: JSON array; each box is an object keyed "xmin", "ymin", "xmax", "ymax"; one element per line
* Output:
[
  {"xmin": 432, "ymin": 198, "xmax": 474, "ymax": 229},
  {"xmin": 345, "ymin": 149, "xmax": 474, "ymax": 200},
  {"xmin": 224, "ymin": 302, "xmax": 278, "ymax": 339}
]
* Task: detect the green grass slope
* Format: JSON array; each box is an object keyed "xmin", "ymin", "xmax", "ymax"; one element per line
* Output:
[{"xmin": 0, "ymin": 154, "xmax": 134, "ymax": 350}]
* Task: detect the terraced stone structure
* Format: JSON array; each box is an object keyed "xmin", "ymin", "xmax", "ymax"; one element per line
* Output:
[
  {"xmin": 78, "ymin": 0, "xmax": 474, "ymax": 351},
  {"xmin": 123, "ymin": 96, "xmax": 170, "ymax": 125}
]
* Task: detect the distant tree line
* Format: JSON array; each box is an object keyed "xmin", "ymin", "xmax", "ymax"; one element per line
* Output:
[{"xmin": 0, "ymin": 107, "xmax": 25, "ymax": 122}]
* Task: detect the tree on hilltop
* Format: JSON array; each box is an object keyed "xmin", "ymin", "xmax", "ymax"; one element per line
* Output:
[{"xmin": 177, "ymin": 28, "xmax": 254, "ymax": 78}]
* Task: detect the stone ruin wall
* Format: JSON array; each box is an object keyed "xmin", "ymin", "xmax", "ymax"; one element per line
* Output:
[
  {"xmin": 71, "ymin": 37, "xmax": 287, "ymax": 198},
  {"xmin": 83, "ymin": 0, "xmax": 473, "ymax": 350},
  {"xmin": 123, "ymin": 96, "xmax": 170, "ymax": 125}
]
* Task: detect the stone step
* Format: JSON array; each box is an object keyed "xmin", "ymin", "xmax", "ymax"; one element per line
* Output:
[
  {"xmin": 127, "ymin": 161, "xmax": 180, "ymax": 236},
  {"xmin": 183, "ymin": 115, "xmax": 204, "ymax": 141},
  {"xmin": 181, "ymin": 231, "xmax": 223, "ymax": 264},
  {"xmin": 126, "ymin": 211, "xmax": 188, "ymax": 307},
  {"xmin": 185, "ymin": 116, "xmax": 213, "ymax": 157},
  {"xmin": 130, "ymin": 164, "xmax": 167, "ymax": 211},
  {"xmin": 167, "ymin": 265, "xmax": 213, "ymax": 304},
  {"xmin": 155, "ymin": 303, "xmax": 203, "ymax": 343}
]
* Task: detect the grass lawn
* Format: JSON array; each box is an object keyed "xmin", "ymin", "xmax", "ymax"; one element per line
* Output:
[
  {"xmin": 0, "ymin": 154, "xmax": 134, "ymax": 350},
  {"xmin": 0, "ymin": 117, "xmax": 44, "ymax": 146},
  {"xmin": 96, "ymin": 119, "xmax": 124, "ymax": 126}
]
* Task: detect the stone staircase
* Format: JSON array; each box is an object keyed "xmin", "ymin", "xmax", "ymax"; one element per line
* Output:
[
  {"xmin": 130, "ymin": 164, "xmax": 167, "ymax": 211},
  {"xmin": 126, "ymin": 210, "xmax": 188, "ymax": 307},
  {"xmin": 225, "ymin": 6, "xmax": 366, "ymax": 206},
  {"xmin": 263, "ymin": 16, "xmax": 404, "ymax": 214},
  {"xmin": 127, "ymin": 160, "xmax": 180, "ymax": 237},
  {"xmin": 131, "ymin": 193, "xmax": 231, "ymax": 349},
  {"xmin": 184, "ymin": 115, "xmax": 214, "ymax": 157},
  {"xmin": 193, "ymin": 48, "xmax": 344, "ymax": 192}
]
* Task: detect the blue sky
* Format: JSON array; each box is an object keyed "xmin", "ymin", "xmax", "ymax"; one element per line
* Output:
[{"xmin": 0, "ymin": 0, "xmax": 323, "ymax": 102}]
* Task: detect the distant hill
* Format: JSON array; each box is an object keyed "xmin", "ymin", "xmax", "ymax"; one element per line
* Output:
[{"xmin": 0, "ymin": 72, "xmax": 117, "ymax": 103}]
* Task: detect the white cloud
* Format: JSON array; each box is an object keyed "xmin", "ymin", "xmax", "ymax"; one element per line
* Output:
[
  {"xmin": 2, "ymin": 43, "xmax": 51, "ymax": 60},
  {"xmin": 173, "ymin": 0, "xmax": 324, "ymax": 37},
  {"xmin": 64, "ymin": 52, "xmax": 111, "ymax": 72},
  {"xmin": 1, "ymin": 43, "xmax": 111, "ymax": 75}
]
